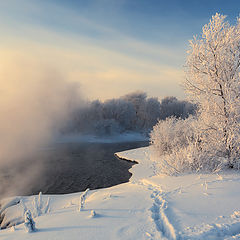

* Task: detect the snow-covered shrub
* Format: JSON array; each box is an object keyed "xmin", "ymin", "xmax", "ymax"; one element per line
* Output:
[
  {"xmin": 43, "ymin": 197, "xmax": 50, "ymax": 214},
  {"xmin": 150, "ymin": 116, "xmax": 194, "ymax": 175},
  {"xmin": 154, "ymin": 142, "xmax": 222, "ymax": 175},
  {"xmin": 32, "ymin": 192, "xmax": 50, "ymax": 217},
  {"xmin": 150, "ymin": 116, "xmax": 222, "ymax": 175},
  {"xmin": 24, "ymin": 210, "xmax": 36, "ymax": 233},
  {"xmin": 150, "ymin": 116, "xmax": 195, "ymax": 157},
  {"xmin": 33, "ymin": 192, "xmax": 42, "ymax": 217},
  {"xmin": 78, "ymin": 188, "xmax": 89, "ymax": 212},
  {"xmin": 38, "ymin": 192, "xmax": 42, "ymax": 210}
]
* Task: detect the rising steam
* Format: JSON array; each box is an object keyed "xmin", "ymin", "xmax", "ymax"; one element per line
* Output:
[{"xmin": 0, "ymin": 54, "xmax": 81, "ymax": 197}]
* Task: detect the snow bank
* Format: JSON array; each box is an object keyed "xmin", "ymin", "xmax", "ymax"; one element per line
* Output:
[
  {"xmin": 115, "ymin": 146, "xmax": 155, "ymax": 182},
  {"xmin": 117, "ymin": 147, "xmax": 240, "ymax": 239}
]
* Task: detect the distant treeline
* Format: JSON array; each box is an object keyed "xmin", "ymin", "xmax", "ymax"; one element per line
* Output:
[{"xmin": 64, "ymin": 92, "xmax": 196, "ymax": 136}]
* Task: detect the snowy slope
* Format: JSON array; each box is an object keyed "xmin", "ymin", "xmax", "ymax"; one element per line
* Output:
[
  {"xmin": 1, "ymin": 146, "xmax": 240, "ymax": 239},
  {"xmin": 116, "ymin": 147, "xmax": 240, "ymax": 239}
]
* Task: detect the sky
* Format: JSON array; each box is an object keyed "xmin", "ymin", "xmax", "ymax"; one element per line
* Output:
[{"xmin": 0, "ymin": 0, "xmax": 240, "ymax": 100}]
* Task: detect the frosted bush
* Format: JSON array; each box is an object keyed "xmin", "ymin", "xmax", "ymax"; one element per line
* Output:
[
  {"xmin": 153, "ymin": 143, "xmax": 222, "ymax": 175},
  {"xmin": 32, "ymin": 192, "xmax": 50, "ymax": 217},
  {"xmin": 150, "ymin": 116, "xmax": 223, "ymax": 175},
  {"xmin": 150, "ymin": 116, "xmax": 195, "ymax": 156}
]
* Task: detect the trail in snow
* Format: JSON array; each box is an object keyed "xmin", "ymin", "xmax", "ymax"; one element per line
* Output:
[
  {"xmin": 141, "ymin": 175, "xmax": 240, "ymax": 240},
  {"xmin": 137, "ymin": 179, "xmax": 177, "ymax": 240},
  {"xmin": 116, "ymin": 147, "xmax": 240, "ymax": 239}
]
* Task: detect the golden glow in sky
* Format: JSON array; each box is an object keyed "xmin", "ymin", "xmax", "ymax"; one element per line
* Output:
[{"xmin": 0, "ymin": 0, "xmax": 189, "ymax": 100}]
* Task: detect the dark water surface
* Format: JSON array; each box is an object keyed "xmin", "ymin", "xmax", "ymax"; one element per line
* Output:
[{"xmin": 35, "ymin": 141, "xmax": 148, "ymax": 194}]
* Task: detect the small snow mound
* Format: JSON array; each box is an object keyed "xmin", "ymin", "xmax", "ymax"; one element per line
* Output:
[
  {"xmin": 90, "ymin": 210, "xmax": 97, "ymax": 218},
  {"xmin": 231, "ymin": 211, "xmax": 240, "ymax": 219}
]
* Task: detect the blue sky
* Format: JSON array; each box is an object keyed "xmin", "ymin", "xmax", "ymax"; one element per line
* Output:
[
  {"xmin": 0, "ymin": 0, "xmax": 239, "ymax": 100},
  {"xmin": 36, "ymin": 0, "xmax": 240, "ymax": 46}
]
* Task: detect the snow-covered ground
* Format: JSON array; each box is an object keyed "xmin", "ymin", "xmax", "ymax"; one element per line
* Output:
[{"xmin": 1, "ymin": 146, "xmax": 240, "ymax": 239}]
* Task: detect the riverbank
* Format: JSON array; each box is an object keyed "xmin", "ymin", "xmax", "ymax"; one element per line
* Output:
[{"xmin": 1, "ymin": 146, "xmax": 240, "ymax": 239}]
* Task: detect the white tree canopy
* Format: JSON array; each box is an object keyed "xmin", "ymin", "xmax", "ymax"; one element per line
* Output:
[{"xmin": 185, "ymin": 13, "xmax": 240, "ymax": 164}]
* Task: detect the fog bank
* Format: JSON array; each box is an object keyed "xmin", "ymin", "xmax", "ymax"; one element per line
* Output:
[{"xmin": 0, "ymin": 55, "xmax": 81, "ymax": 197}]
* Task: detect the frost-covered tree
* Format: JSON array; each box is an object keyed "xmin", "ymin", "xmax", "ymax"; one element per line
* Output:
[
  {"xmin": 121, "ymin": 91, "xmax": 147, "ymax": 129},
  {"xmin": 62, "ymin": 91, "xmax": 195, "ymax": 136},
  {"xmin": 102, "ymin": 99, "xmax": 136, "ymax": 130},
  {"xmin": 143, "ymin": 97, "xmax": 161, "ymax": 129},
  {"xmin": 160, "ymin": 97, "xmax": 196, "ymax": 120},
  {"xmin": 150, "ymin": 13, "xmax": 240, "ymax": 175},
  {"xmin": 185, "ymin": 13, "xmax": 240, "ymax": 166}
]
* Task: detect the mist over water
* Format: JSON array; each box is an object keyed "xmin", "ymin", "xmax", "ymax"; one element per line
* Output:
[
  {"xmin": 0, "ymin": 54, "xmax": 193, "ymax": 199},
  {"xmin": 0, "ymin": 56, "xmax": 81, "ymax": 198}
]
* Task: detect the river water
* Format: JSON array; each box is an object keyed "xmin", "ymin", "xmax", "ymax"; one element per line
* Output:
[
  {"xmin": 0, "ymin": 141, "xmax": 148, "ymax": 198},
  {"xmin": 36, "ymin": 141, "xmax": 149, "ymax": 194},
  {"xmin": 25, "ymin": 141, "xmax": 149, "ymax": 195}
]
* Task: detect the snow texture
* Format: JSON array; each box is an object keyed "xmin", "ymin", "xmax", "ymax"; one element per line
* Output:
[{"xmin": 1, "ymin": 146, "xmax": 240, "ymax": 239}]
